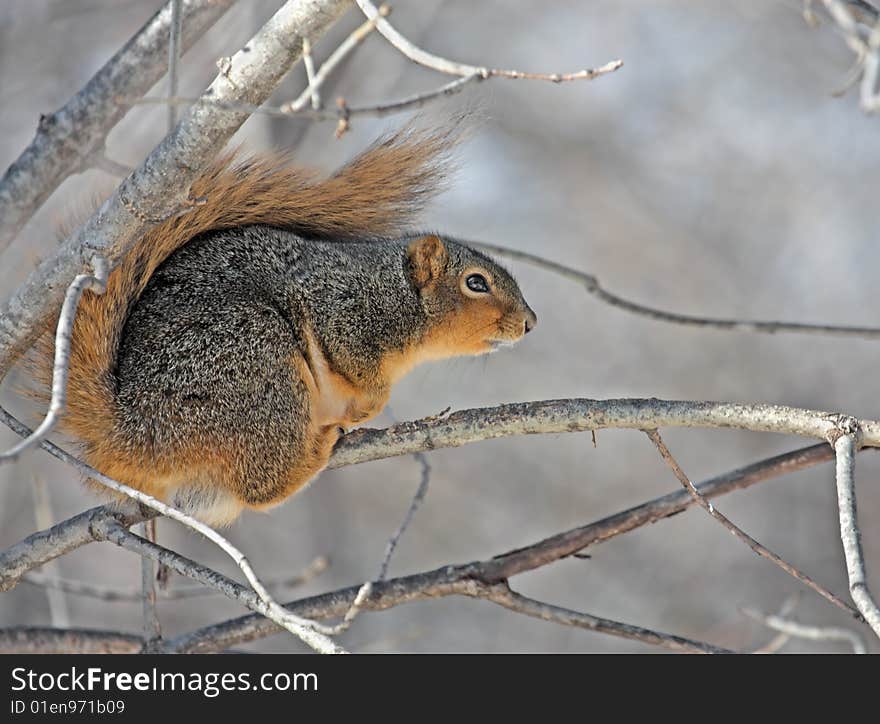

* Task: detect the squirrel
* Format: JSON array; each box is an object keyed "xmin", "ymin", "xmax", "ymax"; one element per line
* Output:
[{"xmin": 32, "ymin": 126, "xmax": 537, "ymax": 526}]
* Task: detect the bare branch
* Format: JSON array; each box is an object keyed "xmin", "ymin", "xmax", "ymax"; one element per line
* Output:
[
  {"xmin": 0, "ymin": 406, "xmax": 345, "ymax": 653},
  {"xmin": 95, "ymin": 520, "xmax": 345, "ymax": 653},
  {"xmin": 281, "ymin": 3, "xmax": 391, "ymax": 114},
  {"xmin": 30, "ymin": 478, "xmax": 70, "ymax": 629},
  {"xmin": 474, "ymin": 242, "xmax": 880, "ymax": 341},
  {"xmin": 332, "ymin": 447, "xmax": 433, "ymax": 635},
  {"xmin": 353, "ymin": 0, "xmax": 622, "ymax": 82},
  {"xmin": 3, "ymin": 396, "xmax": 879, "ymax": 593},
  {"xmin": 161, "ymin": 443, "xmax": 850, "ymax": 653},
  {"xmin": 330, "ymin": 398, "xmax": 880, "ymax": 470},
  {"xmin": 3, "ymin": 398, "xmax": 875, "ymax": 650},
  {"xmin": 0, "ymin": 0, "xmax": 351, "ymax": 379},
  {"xmin": 378, "ymin": 452, "xmax": 431, "ymax": 581},
  {"xmin": 164, "ymin": 556, "xmax": 730, "ymax": 654},
  {"xmin": 644, "ymin": 430, "xmax": 859, "ymax": 620},
  {"xmin": 133, "ymin": 75, "xmax": 482, "ymax": 123},
  {"xmin": 483, "ymin": 584, "xmax": 731, "ymax": 654},
  {"xmin": 0, "ymin": 435, "xmax": 840, "ymax": 595},
  {"xmin": 86, "ymin": 150, "xmax": 133, "ymax": 178},
  {"xmin": 0, "ymin": 505, "xmax": 149, "ymax": 593},
  {"xmin": 0, "ymin": 627, "xmax": 142, "ymax": 654},
  {"xmin": 167, "ymin": 0, "xmax": 184, "ymax": 131},
  {"xmin": 742, "ymin": 606, "xmax": 867, "ymax": 653},
  {"xmin": 0, "ymin": 256, "xmax": 108, "ymax": 463},
  {"xmin": 816, "ymin": 1, "xmax": 880, "ymax": 111},
  {"xmin": 22, "ymin": 556, "xmax": 329, "ymax": 602},
  {"xmin": 0, "ymin": 0, "xmax": 236, "ymax": 253},
  {"xmin": 748, "ymin": 594, "xmax": 801, "ymax": 653},
  {"xmin": 139, "ymin": 520, "xmax": 162, "ymax": 648},
  {"xmin": 301, "ymin": 38, "xmax": 321, "ymax": 110},
  {"xmin": 833, "ymin": 432, "xmax": 880, "ymax": 636}
]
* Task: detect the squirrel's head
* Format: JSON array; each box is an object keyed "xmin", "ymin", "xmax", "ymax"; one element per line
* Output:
[{"xmin": 406, "ymin": 235, "xmax": 537, "ymax": 358}]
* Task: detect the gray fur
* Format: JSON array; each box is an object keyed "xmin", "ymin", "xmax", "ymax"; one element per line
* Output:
[{"xmin": 112, "ymin": 226, "xmax": 522, "ymax": 506}]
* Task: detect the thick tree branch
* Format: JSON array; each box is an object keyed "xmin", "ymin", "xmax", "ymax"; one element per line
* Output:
[
  {"xmin": 0, "ymin": 627, "xmax": 142, "ymax": 654},
  {"xmin": 330, "ymin": 398, "xmax": 880, "ymax": 470},
  {"xmin": 0, "ymin": 0, "xmax": 351, "ymax": 378},
  {"xmin": 0, "ymin": 399, "xmax": 871, "ymax": 594},
  {"xmin": 0, "ymin": 505, "xmax": 149, "ymax": 593},
  {"xmin": 0, "ymin": 0, "xmax": 236, "ymax": 253}
]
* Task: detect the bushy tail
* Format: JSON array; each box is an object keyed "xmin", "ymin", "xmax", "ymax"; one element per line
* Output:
[{"xmin": 33, "ymin": 126, "xmax": 458, "ymax": 451}]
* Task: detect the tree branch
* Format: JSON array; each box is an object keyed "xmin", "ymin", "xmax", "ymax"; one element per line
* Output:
[
  {"xmin": 0, "ymin": 627, "xmax": 142, "ymax": 654},
  {"xmin": 0, "ymin": 0, "xmax": 236, "ymax": 253},
  {"xmin": 474, "ymin": 241, "xmax": 880, "ymax": 340},
  {"xmin": 330, "ymin": 398, "xmax": 880, "ymax": 470},
  {"xmin": 353, "ymin": 0, "xmax": 622, "ymax": 82},
  {"xmin": 742, "ymin": 606, "xmax": 867, "ymax": 653},
  {"xmin": 0, "ymin": 257, "xmax": 108, "ymax": 463},
  {"xmin": 483, "ymin": 584, "xmax": 731, "ymax": 654},
  {"xmin": 1, "ymin": 398, "xmax": 873, "ymax": 594},
  {"xmin": 833, "ymin": 432, "xmax": 880, "ymax": 635},
  {"xmin": 644, "ymin": 430, "xmax": 859, "ymax": 620},
  {"xmin": 0, "ymin": 0, "xmax": 351, "ymax": 379},
  {"xmin": 159, "ymin": 443, "xmax": 849, "ymax": 653}
]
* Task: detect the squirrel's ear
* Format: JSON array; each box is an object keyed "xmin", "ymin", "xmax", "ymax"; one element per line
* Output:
[{"xmin": 407, "ymin": 235, "xmax": 449, "ymax": 289}]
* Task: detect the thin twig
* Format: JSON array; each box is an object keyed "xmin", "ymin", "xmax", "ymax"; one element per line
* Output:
[
  {"xmin": 644, "ymin": 429, "xmax": 860, "ymax": 620},
  {"xmin": 748, "ymin": 594, "xmax": 801, "ymax": 653},
  {"xmin": 281, "ymin": 3, "xmax": 391, "ymax": 114},
  {"xmin": 30, "ymin": 478, "xmax": 70, "ymax": 629},
  {"xmin": 139, "ymin": 519, "xmax": 162, "ymax": 648},
  {"xmin": 133, "ymin": 74, "xmax": 483, "ymax": 122},
  {"xmin": 353, "ymin": 0, "xmax": 622, "ymax": 83},
  {"xmin": 130, "ymin": 0, "xmax": 621, "ymax": 126},
  {"xmin": 473, "ymin": 241, "xmax": 880, "ymax": 340},
  {"xmin": 0, "ymin": 256, "xmax": 108, "ymax": 463},
  {"xmin": 818, "ymin": 0, "xmax": 880, "ymax": 111},
  {"xmin": 163, "ymin": 566, "xmax": 732, "ymax": 654},
  {"xmin": 379, "ymin": 452, "xmax": 432, "ymax": 581},
  {"xmin": 833, "ymin": 432, "xmax": 880, "ymax": 636},
  {"xmin": 167, "ymin": 0, "xmax": 183, "ymax": 130},
  {"xmin": 22, "ymin": 556, "xmax": 329, "ymax": 602},
  {"xmin": 301, "ymin": 38, "xmax": 321, "ymax": 110},
  {"xmin": 483, "ymin": 583, "xmax": 730, "ymax": 653},
  {"xmin": 330, "ymin": 446, "xmax": 433, "ymax": 635},
  {"xmin": 88, "ymin": 150, "xmax": 133, "ymax": 178},
  {"xmin": 742, "ymin": 605, "xmax": 867, "ymax": 653}
]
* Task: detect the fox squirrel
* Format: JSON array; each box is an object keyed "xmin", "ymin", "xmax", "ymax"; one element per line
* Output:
[{"xmin": 33, "ymin": 127, "xmax": 537, "ymax": 526}]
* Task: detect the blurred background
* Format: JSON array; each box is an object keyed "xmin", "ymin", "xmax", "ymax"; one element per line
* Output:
[{"xmin": 1, "ymin": 0, "xmax": 879, "ymax": 653}]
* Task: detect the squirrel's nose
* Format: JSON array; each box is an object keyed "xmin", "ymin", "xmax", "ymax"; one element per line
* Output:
[{"xmin": 523, "ymin": 308, "xmax": 537, "ymax": 334}]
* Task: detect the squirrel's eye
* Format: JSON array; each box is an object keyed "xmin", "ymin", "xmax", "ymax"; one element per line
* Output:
[{"xmin": 465, "ymin": 274, "xmax": 490, "ymax": 294}]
